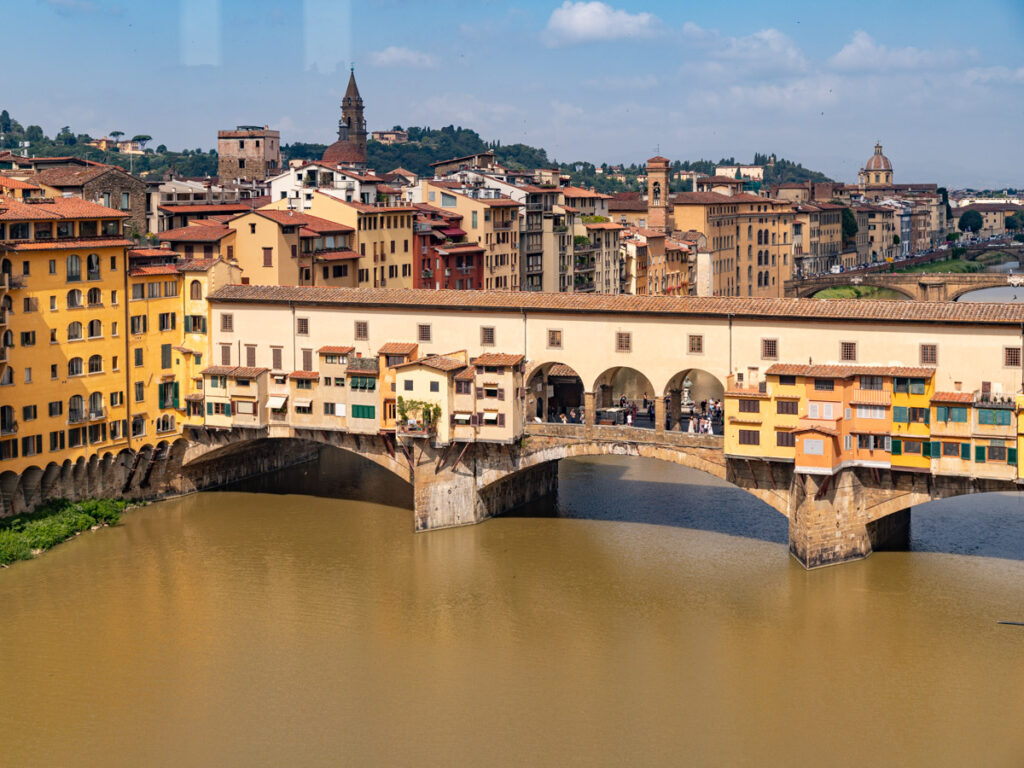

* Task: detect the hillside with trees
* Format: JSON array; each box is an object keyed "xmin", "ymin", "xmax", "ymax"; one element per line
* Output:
[{"xmin": 0, "ymin": 109, "xmax": 217, "ymax": 177}]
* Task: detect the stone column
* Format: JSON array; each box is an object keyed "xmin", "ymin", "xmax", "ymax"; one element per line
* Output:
[
  {"xmin": 669, "ymin": 389, "xmax": 681, "ymax": 430},
  {"xmin": 584, "ymin": 391, "xmax": 596, "ymax": 436},
  {"xmin": 788, "ymin": 468, "xmax": 908, "ymax": 568},
  {"xmin": 654, "ymin": 396, "xmax": 666, "ymax": 433}
]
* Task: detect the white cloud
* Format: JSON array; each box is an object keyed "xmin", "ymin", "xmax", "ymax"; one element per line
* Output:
[
  {"xmin": 544, "ymin": 2, "xmax": 659, "ymax": 47},
  {"xmin": 583, "ymin": 74, "xmax": 658, "ymax": 90},
  {"xmin": 956, "ymin": 65, "xmax": 1024, "ymax": 86},
  {"xmin": 369, "ymin": 46, "xmax": 437, "ymax": 69},
  {"xmin": 829, "ymin": 31, "xmax": 945, "ymax": 72},
  {"xmin": 681, "ymin": 23, "xmax": 806, "ymax": 75}
]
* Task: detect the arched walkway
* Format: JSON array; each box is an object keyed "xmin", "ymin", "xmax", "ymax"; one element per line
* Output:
[
  {"xmin": 592, "ymin": 366, "xmax": 656, "ymax": 427},
  {"xmin": 662, "ymin": 368, "xmax": 726, "ymax": 433},
  {"xmin": 525, "ymin": 361, "xmax": 585, "ymax": 424}
]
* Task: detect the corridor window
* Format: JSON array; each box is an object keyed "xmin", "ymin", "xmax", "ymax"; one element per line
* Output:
[
  {"xmin": 760, "ymin": 338, "xmax": 777, "ymax": 360},
  {"xmin": 220, "ymin": 313, "xmax": 233, "ymax": 332},
  {"xmin": 920, "ymin": 344, "xmax": 937, "ymax": 365},
  {"xmin": 418, "ymin": 324, "xmax": 432, "ymax": 343},
  {"xmin": 688, "ymin": 335, "xmax": 703, "ymax": 354},
  {"xmin": 355, "ymin": 321, "xmax": 368, "ymax": 340},
  {"xmin": 1004, "ymin": 347, "xmax": 1021, "ymax": 367},
  {"xmin": 547, "ymin": 329, "xmax": 562, "ymax": 349},
  {"xmin": 615, "ymin": 332, "xmax": 631, "ymax": 353},
  {"xmin": 480, "ymin": 326, "xmax": 495, "ymax": 346},
  {"xmin": 840, "ymin": 342, "xmax": 857, "ymax": 362}
]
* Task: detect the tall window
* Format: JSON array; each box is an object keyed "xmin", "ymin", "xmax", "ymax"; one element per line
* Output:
[
  {"xmin": 66, "ymin": 254, "xmax": 81, "ymax": 282},
  {"xmin": 68, "ymin": 357, "xmax": 83, "ymax": 376},
  {"xmin": 86, "ymin": 253, "xmax": 100, "ymax": 280},
  {"xmin": 67, "ymin": 322, "xmax": 83, "ymax": 341},
  {"xmin": 67, "ymin": 289, "xmax": 82, "ymax": 308},
  {"xmin": 190, "ymin": 280, "xmax": 202, "ymax": 300},
  {"xmin": 88, "ymin": 355, "xmax": 102, "ymax": 373}
]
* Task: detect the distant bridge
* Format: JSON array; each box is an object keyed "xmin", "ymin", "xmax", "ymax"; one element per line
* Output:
[{"xmin": 786, "ymin": 271, "xmax": 1024, "ymax": 301}]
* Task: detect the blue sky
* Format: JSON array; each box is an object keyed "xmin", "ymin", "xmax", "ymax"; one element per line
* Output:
[{"xmin": 7, "ymin": 0, "xmax": 1024, "ymax": 187}]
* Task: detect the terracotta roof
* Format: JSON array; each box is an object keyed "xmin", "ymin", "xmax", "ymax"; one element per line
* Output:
[
  {"xmin": 184, "ymin": 393, "xmax": 205, "ymax": 402},
  {"xmin": 395, "ymin": 355, "xmax": 465, "ymax": 372},
  {"xmin": 201, "ymin": 366, "xmax": 236, "ymax": 376},
  {"xmin": 672, "ymin": 191, "xmax": 732, "ymax": 205},
  {"xmin": 254, "ymin": 209, "xmax": 353, "ymax": 233},
  {"xmin": 158, "ymin": 224, "xmax": 232, "ymax": 242},
  {"xmin": 647, "ymin": 155, "xmax": 670, "ymax": 163},
  {"xmin": 561, "ymin": 185, "xmax": 612, "ymax": 200},
  {"xmin": 177, "ymin": 259, "xmax": 216, "ymax": 272},
  {"xmin": 849, "ymin": 390, "xmax": 892, "ymax": 406},
  {"xmin": 158, "ymin": 202, "xmax": 260, "ymax": 214},
  {"xmin": 6, "ymin": 237, "xmax": 132, "ymax": 251},
  {"xmin": 318, "ymin": 345, "xmax": 355, "ymax": 354},
  {"xmin": 794, "ymin": 422, "xmax": 840, "ymax": 436},
  {"xmin": 472, "ymin": 353, "xmax": 524, "ymax": 366},
  {"xmin": 129, "ymin": 265, "xmax": 180, "ymax": 276},
  {"xmin": 29, "ymin": 166, "xmax": 115, "ymax": 187},
  {"xmin": 322, "ymin": 140, "xmax": 366, "ymax": 165},
  {"xmin": 129, "ymin": 248, "xmax": 171, "ymax": 257},
  {"xmin": 766, "ymin": 364, "xmax": 935, "ymax": 378},
  {"xmin": 207, "ymin": 285, "xmax": 1024, "ymax": 327},
  {"xmin": 547, "ymin": 363, "xmax": 580, "ymax": 378},
  {"xmin": 172, "ymin": 345, "xmax": 197, "ymax": 354},
  {"xmin": 436, "ymin": 242, "xmax": 484, "ymax": 253},
  {"xmin": 0, "ymin": 196, "xmax": 128, "ymax": 221},
  {"xmin": 584, "ymin": 222, "xmax": 623, "ymax": 230},
  {"xmin": 725, "ymin": 388, "xmax": 770, "ymax": 399},
  {"xmin": 0, "ymin": 176, "xmax": 40, "ymax": 190},
  {"xmin": 231, "ymin": 366, "xmax": 268, "ymax": 378},
  {"xmin": 430, "ymin": 150, "xmax": 495, "ymax": 167},
  {"xmin": 315, "ymin": 249, "xmax": 360, "ymax": 261},
  {"xmin": 379, "ymin": 342, "xmax": 417, "ymax": 356},
  {"xmin": 454, "ymin": 368, "xmax": 476, "ymax": 381},
  {"xmin": 289, "ymin": 370, "xmax": 320, "ymax": 380},
  {"xmin": 931, "ymin": 391, "xmax": 975, "ymax": 403},
  {"xmin": 699, "ymin": 175, "xmax": 745, "ymax": 185},
  {"xmin": 347, "ymin": 356, "xmax": 379, "ymax": 373}
]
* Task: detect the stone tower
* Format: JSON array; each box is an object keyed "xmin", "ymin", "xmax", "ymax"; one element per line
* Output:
[
  {"xmin": 322, "ymin": 68, "xmax": 368, "ymax": 167},
  {"xmin": 647, "ymin": 155, "xmax": 671, "ymax": 232}
]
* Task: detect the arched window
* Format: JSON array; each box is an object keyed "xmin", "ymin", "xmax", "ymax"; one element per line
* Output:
[
  {"xmin": 87, "ymin": 288, "xmax": 102, "ymax": 306},
  {"xmin": 747, "ymin": 266, "xmax": 753, "ymax": 280},
  {"xmin": 68, "ymin": 357, "xmax": 83, "ymax": 377},
  {"xmin": 68, "ymin": 321, "xmax": 83, "ymax": 341},
  {"xmin": 190, "ymin": 280, "xmax": 202, "ymax": 300},
  {"xmin": 0, "ymin": 367, "xmax": 12, "ymax": 386},
  {"xmin": 66, "ymin": 254, "xmax": 81, "ymax": 282},
  {"xmin": 2, "ymin": 330, "xmax": 12, "ymax": 347},
  {"xmin": 89, "ymin": 392, "xmax": 103, "ymax": 415},
  {"xmin": 756, "ymin": 230, "xmax": 762, "ymax": 245},
  {"xmin": 88, "ymin": 354, "xmax": 103, "ymax": 373},
  {"xmin": 1, "ymin": 258, "xmax": 11, "ymax": 278},
  {"xmin": 757, "ymin": 272, "xmax": 763, "ymax": 287},
  {"xmin": 86, "ymin": 253, "xmax": 100, "ymax": 281},
  {"xmin": 1, "ymin": 294, "xmax": 11, "ymax": 315},
  {"xmin": 67, "ymin": 289, "xmax": 83, "ymax": 309},
  {"xmin": 651, "ymin": 181, "xmax": 661, "ymax": 206},
  {"xmin": 747, "ymin": 225, "xmax": 752, "ymax": 238},
  {"xmin": 0, "ymin": 404, "xmax": 14, "ymax": 431},
  {"xmin": 87, "ymin": 319, "xmax": 102, "ymax": 338},
  {"xmin": 69, "ymin": 395, "xmax": 84, "ymax": 421}
]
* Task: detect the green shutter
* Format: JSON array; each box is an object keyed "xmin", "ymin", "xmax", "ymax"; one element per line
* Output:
[
  {"xmin": 1008, "ymin": 447, "xmax": 1018, "ymax": 465},
  {"xmin": 207, "ymin": 402, "xmax": 212, "ymax": 415},
  {"xmin": 161, "ymin": 343, "xmax": 171, "ymax": 370},
  {"xmin": 922, "ymin": 441, "xmax": 931, "ymax": 458},
  {"xmin": 960, "ymin": 442, "xmax": 971, "ymax": 461},
  {"xmin": 173, "ymin": 382, "xmax": 179, "ymax": 409},
  {"xmin": 891, "ymin": 438, "xmax": 902, "ymax": 456},
  {"xmin": 931, "ymin": 441, "xmax": 940, "ymax": 458},
  {"xmin": 923, "ymin": 409, "xmax": 929, "ymax": 425},
  {"xmin": 225, "ymin": 402, "xmax": 231, "ymax": 417},
  {"xmin": 157, "ymin": 386, "xmax": 165, "ymax": 409},
  {"xmin": 975, "ymin": 445, "xmax": 986, "ymax": 463},
  {"xmin": 892, "ymin": 406, "xmax": 908, "ymax": 423},
  {"xmin": 936, "ymin": 406, "xmax": 948, "ymax": 422}
]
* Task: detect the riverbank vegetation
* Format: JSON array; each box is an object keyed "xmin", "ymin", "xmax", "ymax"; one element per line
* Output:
[
  {"xmin": 813, "ymin": 286, "xmax": 909, "ymax": 300},
  {"xmin": 0, "ymin": 498, "xmax": 128, "ymax": 566},
  {"xmin": 895, "ymin": 258, "xmax": 982, "ymax": 274}
]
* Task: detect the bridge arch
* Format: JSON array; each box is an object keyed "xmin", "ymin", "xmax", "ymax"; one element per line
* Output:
[
  {"xmin": 592, "ymin": 366, "xmax": 655, "ymax": 409},
  {"xmin": 524, "ymin": 361, "xmax": 584, "ymax": 422}
]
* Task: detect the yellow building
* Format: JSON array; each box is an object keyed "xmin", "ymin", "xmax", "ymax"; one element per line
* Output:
[
  {"xmin": 422, "ymin": 181, "xmax": 521, "ymax": 290},
  {"xmin": 263, "ymin": 193, "xmax": 416, "ymax": 289},
  {"xmin": 889, "ymin": 372, "xmax": 935, "ymax": 470},
  {"xmin": 0, "ymin": 196, "xmax": 133, "ymax": 475}
]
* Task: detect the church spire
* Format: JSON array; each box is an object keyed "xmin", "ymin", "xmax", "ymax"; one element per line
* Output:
[{"xmin": 344, "ymin": 68, "xmax": 362, "ymax": 106}]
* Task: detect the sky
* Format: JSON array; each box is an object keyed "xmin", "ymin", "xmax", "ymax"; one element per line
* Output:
[{"xmin": 6, "ymin": 0, "xmax": 1024, "ymax": 188}]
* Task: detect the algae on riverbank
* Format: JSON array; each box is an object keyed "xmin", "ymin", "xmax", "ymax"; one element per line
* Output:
[{"xmin": 0, "ymin": 498, "xmax": 128, "ymax": 566}]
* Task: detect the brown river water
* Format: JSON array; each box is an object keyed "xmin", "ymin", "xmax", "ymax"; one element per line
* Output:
[{"xmin": 1, "ymin": 450, "xmax": 1023, "ymax": 767}]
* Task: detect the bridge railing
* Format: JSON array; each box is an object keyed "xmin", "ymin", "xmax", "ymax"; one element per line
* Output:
[{"xmin": 525, "ymin": 422, "xmax": 723, "ymax": 449}]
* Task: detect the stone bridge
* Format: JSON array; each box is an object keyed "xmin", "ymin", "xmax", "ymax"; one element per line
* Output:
[
  {"xmin": 786, "ymin": 271, "xmax": 1024, "ymax": 301},
  {"xmin": 1, "ymin": 422, "xmax": 1017, "ymax": 569}
]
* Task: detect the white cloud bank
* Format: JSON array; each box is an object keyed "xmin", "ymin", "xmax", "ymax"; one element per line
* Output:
[
  {"xmin": 369, "ymin": 46, "xmax": 437, "ymax": 69},
  {"xmin": 544, "ymin": 1, "xmax": 659, "ymax": 47}
]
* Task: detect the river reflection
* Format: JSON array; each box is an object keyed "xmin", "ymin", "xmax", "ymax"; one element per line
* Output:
[{"xmin": 1, "ymin": 451, "xmax": 1023, "ymax": 767}]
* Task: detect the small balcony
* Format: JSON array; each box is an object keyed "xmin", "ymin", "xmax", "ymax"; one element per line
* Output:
[
  {"xmin": 397, "ymin": 422, "xmax": 436, "ymax": 438},
  {"xmin": 7, "ymin": 274, "xmax": 26, "ymax": 290},
  {"xmin": 68, "ymin": 411, "xmax": 87, "ymax": 425},
  {"xmin": 88, "ymin": 407, "xmax": 107, "ymax": 422},
  {"xmin": 421, "ymin": 269, "xmax": 434, "ymax": 279},
  {"xmin": 526, "ymin": 201, "xmax": 542, "ymax": 212},
  {"xmin": 493, "ymin": 220, "xmax": 514, "ymax": 231}
]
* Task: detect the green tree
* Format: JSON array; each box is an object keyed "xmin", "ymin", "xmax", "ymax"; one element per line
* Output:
[
  {"xmin": 56, "ymin": 126, "xmax": 76, "ymax": 145},
  {"xmin": 892, "ymin": 234, "xmax": 900, "ymax": 246},
  {"xmin": 25, "ymin": 125, "xmax": 44, "ymax": 142},
  {"xmin": 841, "ymin": 207, "xmax": 858, "ymax": 244},
  {"xmin": 110, "ymin": 130, "xmax": 124, "ymax": 140},
  {"xmin": 131, "ymin": 134, "xmax": 152, "ymax": 149},
  {"xmin": 946, "ymin": 231, "xmax": 961, "ymax": 242},
  {"xmin": 958, "ymin": 209, "xmax": 983, "ymax": 233},
  {"xmin": 156, "ymin": 144, "xmax": 167, "ymax": 153},
  {"xmin": 1006, "ymin": 211, "xmax": 1024, "ymax": 231}
]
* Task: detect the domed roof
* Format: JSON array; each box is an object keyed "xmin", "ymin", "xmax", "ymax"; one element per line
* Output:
[
  {"xmin": 322, "ymin": 140, "xmax": 366, "ymax": 166},
  {"xmin": 864, "ymin": 142, "xmax": 892, "ymax": 172}
]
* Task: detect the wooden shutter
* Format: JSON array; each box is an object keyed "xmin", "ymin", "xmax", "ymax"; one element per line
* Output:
[
  {"xmin": 497, "ymin": 413, "xmax": 505, "ymax": 427},
  {"xmin": 975, "ymin": 445, "xmax": 986, "ymax": 463},
  {"xmin": 246, "ymin": 345, "xmax": 256, "ymax": 367},
  {"xmin": 272, "ymin": 347, "xmax": 283, "ymax": 370},
  {"xmin": 221, "ymin": 345, "xmax": 231, "ymax": 365},
  {"xmin": 173, "ymin": 382, "xmax": 179, "ymax": 408},
  {"xmin": 476, "ymin": 412, "xmax": 484, "ymax": 425},
  {"xmin": 497, "ymin": 388, "xmax": 504, "ymax": 401},
  {"xmin": 263, "ymin": 247, "xmax": 273, "ymax": 267},
  {"xmin": 302, "ymin": 349, "xmax": 312, "ymax": 371},
  {"xmin": 960, "ymin": 442, "xmax": 971, "ymax": 461}
]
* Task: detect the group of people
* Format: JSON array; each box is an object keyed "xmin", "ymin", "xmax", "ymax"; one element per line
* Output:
[{"xmin": 542, "ymin": 393, "xmax": 724, "ymax": 434}]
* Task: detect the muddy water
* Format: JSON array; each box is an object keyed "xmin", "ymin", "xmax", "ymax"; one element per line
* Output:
[{"xmin": 1, "ymin": 452, "xmax": 1023, "ymax": 767}]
